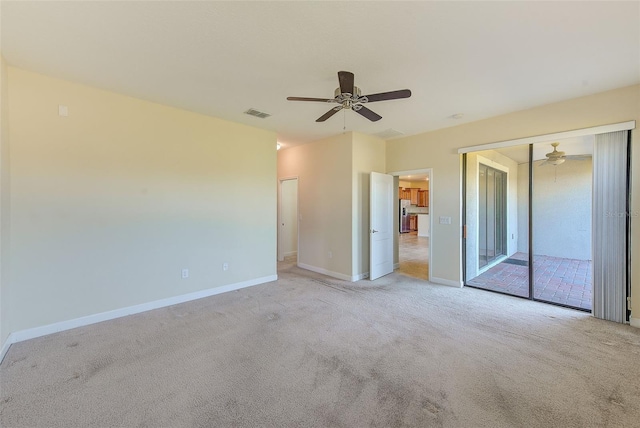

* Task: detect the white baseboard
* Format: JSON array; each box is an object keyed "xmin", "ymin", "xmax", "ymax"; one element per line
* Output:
[
  {"xmin": 0, "ymin": 334, "xmax": 14, "ymax": 364},
  {"xmin": 630, "ymin": 317, "xmax": 640, "ymax": 329},
  {"xmin": 284, "ymin": 251, "xmax": 297, "ymax": 257},
  {"xmin": 353, "ymin": 272, "xmax": 369, "ymax": 281},
  {"xmin": 297, "ymin": 262, "xmax": 354, "ymax": 282},
  {"xmin": 431, "ymin": 276, "xmax": 463, "ymax": 288},
  {"xmin": 0, "ymin": 275, "xmax": 277, "ymax": 364}
]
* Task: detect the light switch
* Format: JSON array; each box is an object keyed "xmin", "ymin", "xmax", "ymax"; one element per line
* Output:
[
  {"xmin": 439, "ymin": 216, "xmax": 452, "ymax": 225},
  {"xmin": 58, "ymin": 105, "xmax": 69, "ymax": 117}
]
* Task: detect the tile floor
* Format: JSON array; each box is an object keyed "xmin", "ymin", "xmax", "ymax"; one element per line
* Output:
[
  {"xmin": 467, "ymin": 252, "xmax": 592, "ymax": 311},
  {"xmin": 398, "ymin": 231, "xmax": 429, "ymax": 280}
]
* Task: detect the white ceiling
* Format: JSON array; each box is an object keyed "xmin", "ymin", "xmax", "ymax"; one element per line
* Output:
[{"xmin": 2, "ymin": 1, "xmax": 639, "ymax": 148}]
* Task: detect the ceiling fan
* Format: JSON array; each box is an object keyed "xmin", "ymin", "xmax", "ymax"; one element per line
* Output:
[
  {"xmin": 287, "ymin": 71, "xmax": 411, "ymax": 122},
  {"xmin": 539, "ymin": 142, "xmax": 591, "ymax": 166}
]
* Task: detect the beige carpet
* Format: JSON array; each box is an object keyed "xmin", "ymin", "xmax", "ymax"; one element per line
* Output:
[{"xmin": 1, "ymin": 259, "xmax": 640, "ymax": 427}]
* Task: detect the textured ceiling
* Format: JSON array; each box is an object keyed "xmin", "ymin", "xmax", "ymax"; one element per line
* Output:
[{"xmin": 2, "ymin": 1, "xmax": 639, "ymax": 148}]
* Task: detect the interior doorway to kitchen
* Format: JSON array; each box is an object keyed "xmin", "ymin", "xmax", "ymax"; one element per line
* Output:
[{"xmin": 394, "ymin": 169, "xmax": 432, "ymax": 280}]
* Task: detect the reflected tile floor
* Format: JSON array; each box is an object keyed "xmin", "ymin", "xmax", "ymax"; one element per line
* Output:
[
  {"xmin": 467, "ymin": 252, "xmax": 592, "ymax": 311},
  {"xmin": 398, "ymin": 231, "xmax": 429, "ymax": 280}
]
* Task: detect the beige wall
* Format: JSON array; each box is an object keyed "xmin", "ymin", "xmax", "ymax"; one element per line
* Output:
[
  {"xmin": 0, "ymin": 55, "xmax": 9, "ymax": 344},
  {"xmin": 532, "ymin": 158, "xmax": 592, "ymax": 259},
  {"xmin": 278, "ymin": 133, "xmax": 353, "ymax": 279},
  {"xmin": 352, "ymin": 132, "xmax": 386, "ymax": 278},
  {"xmin": 387, "ymin": 84, "xmax": 640, "ymax": 317},
  {"xmin": 4, "ymin": 67, "xmax": 277, "ymax": 336},
  {"xmin": 277, "ymin": 131, "xmax": 385, "ymax": 280}
]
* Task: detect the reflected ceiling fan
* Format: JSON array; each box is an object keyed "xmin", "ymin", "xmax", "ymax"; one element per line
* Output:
[
  {"xmin": 287, "ymin": 71, "xmax": 411, "ymax": 122},
  {"xmin": 539, "ymin": 142, "xmax": 591, "ymax": 166}
]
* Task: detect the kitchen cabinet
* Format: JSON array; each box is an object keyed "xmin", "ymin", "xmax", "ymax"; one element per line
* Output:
[
  {"xmin": 417, "ymin": 190, "xmax": 429, "ymax": 207},
  {"xmin": 409, "ymin": 215, "xmax": 417, "ymax": 231},
  {"xmin": 410, "ymin": 188, "xmax": 419, "ymax": 205},
  {"xmin": 399, "ymin": 187, "xmax": 411, "ymax": 200}
]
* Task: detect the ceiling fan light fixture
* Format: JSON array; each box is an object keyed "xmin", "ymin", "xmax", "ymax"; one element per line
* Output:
[{"xmin": 550, "ymin": 158, "xmax": 565, "ymax": 166}]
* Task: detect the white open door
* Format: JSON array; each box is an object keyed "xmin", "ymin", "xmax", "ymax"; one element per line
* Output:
[{"xmin": 370, "ymin": 172, "xmax": 394, "ymax": 280}]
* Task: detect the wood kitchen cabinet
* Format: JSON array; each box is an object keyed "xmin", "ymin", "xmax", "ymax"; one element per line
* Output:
[
  {"xmin": 417, "ymin": 190, "xmax": 429, "ymax": 207},
  {"xmin": 399, "ymin": 187, "xmax": 411, "ymax": 200},
  {"xmin": 410, "ymin": 188, "xmax": 419, "ymax": 205},
  {"xmin": 409, "ymin": 215, "xmax": 417, "ymax": 231}
]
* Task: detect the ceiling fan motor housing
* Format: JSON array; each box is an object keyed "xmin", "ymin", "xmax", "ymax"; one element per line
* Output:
[{"xmin": 334, "ymin": 86, "xmax": 367, "ymax": 110}]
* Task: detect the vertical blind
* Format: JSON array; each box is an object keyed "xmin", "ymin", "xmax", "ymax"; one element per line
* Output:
[{"xmin": 592, "ymin": 130, "xmax": 629, "ymax": 323}]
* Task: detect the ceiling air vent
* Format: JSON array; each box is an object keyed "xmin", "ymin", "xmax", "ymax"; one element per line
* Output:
[
  {"xmin": 374, "ymin": 128, "xmax": 404, "ymax": 139},
  {"xmin": 244, "ymin": 108, "xmax": 271, "ymax": 119}
]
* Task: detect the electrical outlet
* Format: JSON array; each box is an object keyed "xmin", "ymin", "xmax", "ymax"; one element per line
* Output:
[
  {"xmin": 328, "ymin": 251, "xmax": 332, "ymax": 259},
  {"xmin": 181, "ymin": 268, "xmax": 189, "ymax": 279},
  {"xmin": 223, "ymin": 262, "xmax": 229, "ymax": 271}
]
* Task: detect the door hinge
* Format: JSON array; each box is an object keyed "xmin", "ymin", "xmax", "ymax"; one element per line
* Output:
[
  {"xmin": 628, "ymin": 296, "xmax": 632, "ymax": 311},
  {"xmin": 462, "ymin": 225, "xmax": 468, "ymax": 239}
]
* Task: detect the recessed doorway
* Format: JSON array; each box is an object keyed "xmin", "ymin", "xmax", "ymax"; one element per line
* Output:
[
  {"xmin": 394, "ymin": 169, "xmax": 432, "ymax": 281},
  {"xmin": 278, "ymin": 177, "xmax": 298, "ymax": 262}
]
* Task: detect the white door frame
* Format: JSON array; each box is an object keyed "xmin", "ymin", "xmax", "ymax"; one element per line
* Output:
[
  {"xmin": 389, "ymin": 168, "xmax": 433, "ymax": 282},
  {"xmin": 278, "ymin": 176, "xmax": 299, "ymax": 262}
]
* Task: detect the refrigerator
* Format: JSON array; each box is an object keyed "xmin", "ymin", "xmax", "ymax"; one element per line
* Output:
[{"xmin": 399, "ymin": 199, "xmax": 411, "ymax": 233}]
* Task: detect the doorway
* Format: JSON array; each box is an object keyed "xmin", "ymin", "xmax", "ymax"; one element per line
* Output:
[
  {"xmin": 464, "ymin": 136, "xmax": 598, "ymax": 312},
  {"xmin": 478, "ymin": 164, "xmax": 507, "ymax": 268},
  {"xmin": 393, "ymin": 169, "xmax": 432, "ymax": 281},
  {"xmin": 278, "ymin": 177, "xmax": 298, "ymax": 262},
  {"xmin": 460, "ymin": 122, "xmax": 635, "ymax": 322}
]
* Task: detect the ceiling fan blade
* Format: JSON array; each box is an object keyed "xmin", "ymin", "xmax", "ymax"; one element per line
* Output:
[
  {"xmin": 363, "ymin": 89, "xmax": 412, "ymax": 103},
  {"xmin": 287, "ymin": 97, "xmax": 334, "ymax": 102},
  {"xmin": 355, "ymin": 105, "xmax": 382, "ymax": 122},
  {"xmin": 316, "ymin": 106, "xmax": 342, "ymax": 122},
  {"xmin": 338, "ymin": 71, "xmax": 354, "ymax": 95}
]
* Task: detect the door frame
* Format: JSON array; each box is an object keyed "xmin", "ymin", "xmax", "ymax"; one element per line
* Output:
[
  {"xmin": 388, "ymin": 168, "xmax": 433, "ymax": 282},
  {"xmin": 460, "ymin": 122, "xmax": 636, "ymax": 317},
  {"xmin": 475, "ymin": 158, "xmax": 509, "ymax": 273},
  {"xmin": 277, "ymin": 176, "xmax": 299, "ymax": 262}
]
